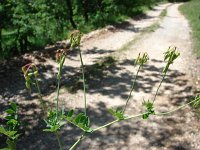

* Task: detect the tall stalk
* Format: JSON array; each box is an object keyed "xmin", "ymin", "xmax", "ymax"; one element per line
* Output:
[
  {"xmin": 69, "ymin": 134, "xmax": 85, "ymax": 150},
  {"xmin": 70, "ymin": 30, "xmax": 87, "ymax": 115},
  {"xmin": 56, "ymin": 71, "xmax": 61, "ymax": 118},
  {"xmin": 122, "ymin": 65, "xmax": 141, "ymax": 113},
  {"xmin": 55, "ymin": 131, "xmax": 63, "ymax": 150},
  {"xmin": 79, "ymin": 48, "xmax": 87, "ymax": 115},
  {"xmin": 122, "ymin": 52, "xmax": 149, "ymax": 114},
  {"xmin": 54, "ymin": 54, "xmax": 66, "ymax": 150},
  {"xmin": 152, "ymin": 72, "xmax": 166, "ymax": 103},
  {"xmin": 22, "ymin": 64, "xmax": 46, "ymax": 115},
  {"xmin": 56, "ymin": 55, "xmax": 65, "ymax": 118},
  {"xmin": 153, "ymin": 47, "xmax": 180, "ymax": 103},
  {"xmin": 35, "ymin": 77, "xmax": 46, "ymax": 114}
]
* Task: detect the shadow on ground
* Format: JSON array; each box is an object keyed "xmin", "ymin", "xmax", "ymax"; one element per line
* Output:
[{"xmin": 0, "ymin": 47, "xmax": 195, "ymax": 149}]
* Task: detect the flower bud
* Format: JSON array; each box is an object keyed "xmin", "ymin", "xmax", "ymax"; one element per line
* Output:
[
  {"xmin": 34, "ymin": 71, "xmax": 39, "ymax": 77},
  {"xmin": 25, "ymin": 81, "xmax": 31, "ymax": 90},
  {"xmin": 28, "ymin": 72, "xmax": 33, "ymax": 77},
  {"xmin": 135, "ymin": 52, "xmax": 149, "ymax": 66},
  {"xmin": 70, "ymin": 30, "xmax": 82, "ymax": 48}
]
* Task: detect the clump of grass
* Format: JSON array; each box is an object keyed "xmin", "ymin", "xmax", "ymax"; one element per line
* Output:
[
  {"xmin": 119, "ymin": 7, "xmax": 168, "ymax": 52},
  {"xmin": 179, "ymin": 0, "xmax": 200, "ymax": 57},
  {"xmin": 142, "ymin": 7, "xmax": 168, "ymax": 33},
  {"xmin": 142, "ymin": 22, "xmax": 160, "ymax": 33},
  {"xmin": 159, "ymin": 9, "xmax": 167, "ymax": 18}
]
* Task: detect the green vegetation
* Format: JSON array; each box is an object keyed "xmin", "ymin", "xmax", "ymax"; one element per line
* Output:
[
  {"xmin": 119, "ymin": 7, "xmax": 168, "ymax": 52},
  {"xmin": 160, "ymin": 9, "xmax": 167, "ymax": 18},
  {"xmin": 0, "ymin": 0, "xmax": 167, "ymax": 59},
  {"xmin": 179, "ymin": 0, "xmax": 200, "ymax": 57},
  {"xmin": 142, "ymin": 22, "xmax": 160, "ymax": 33},
  {"xmin": 0, "ymin": 102, "xmax": 20, "ymax": 150}
]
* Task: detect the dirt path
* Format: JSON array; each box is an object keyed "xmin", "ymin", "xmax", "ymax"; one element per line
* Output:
[{"xmin": 0, "ymin": 2, "xmax": 200, "ymax": 150}]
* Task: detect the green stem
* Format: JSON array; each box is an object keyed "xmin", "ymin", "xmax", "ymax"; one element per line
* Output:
[
  {"xmin": 93, "ymin": 113, "xmax": 144, "ymax": 132},
  {"xmin": 93, "ymin": 119, "xmax": 119, "ymax": 132},
  {"xmin": 55, "ymin": 131, "xmax": 63, "ymax": 150},
  {"xmin": 122, "ymin": 65, "xmax": 141, "ymax": 113},
  {"xmin": 69, "ymin": 134, "xmax": 85, "ymax": 150},
  {"xmin": 35, "ymin": 77, "xmax": 46, "ymax": 114},
  {"xmin": 56, "ymin": 76, "xmax": 61, "ymax": 118},
  {"xmin": 152, "ymin": 72, "xmax": 166, "ymax": 103},
  {"xmin": 69, "ymin": 113, "xmax": 144, "ymax": 149},
  {"xmin": 156, "ymin": 97, "xmax": 200, "ymax": 116},
  {"xmin": 69, "ymin": 97, "xmax": 199, "ymax": 150},
  {"xmin": 56, "ymin": 56, "xmax": 65, "ymax": 118},
  {"xmin": 79, "ymin": 49, "xmax": 87, "ymax": 115}
]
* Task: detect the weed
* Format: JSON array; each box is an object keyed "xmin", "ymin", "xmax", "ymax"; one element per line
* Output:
[
  {"xmin": 179, "ymin": 0, "xmax": 200, "ymax": 57},
  {"xmin": 0, "ymin": 102, "xmax": 20, "ymax": 150},
  {"xmin": 2, "ymin": 31, "xmax": 199, "ymax": 150}
]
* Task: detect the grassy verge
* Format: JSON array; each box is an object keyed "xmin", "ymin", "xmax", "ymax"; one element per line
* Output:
[
  {"xmin": 179, "ymin": 0, "xmax": 200, "ymax": 57},
  {"xmin": 119, "ymin": 7, "xmax": 168, "ymax": 52}
]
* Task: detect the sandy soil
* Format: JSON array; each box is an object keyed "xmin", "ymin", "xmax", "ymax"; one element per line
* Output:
[{"xmin": 0, "ymin": 2, "xmax": 200, "ymax": 150}]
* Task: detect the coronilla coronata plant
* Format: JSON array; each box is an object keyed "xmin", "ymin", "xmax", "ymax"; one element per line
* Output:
[
  {"xmin": 16, "ymin": 31, "xmax": 200, "ymax": 150},
  {"xmin": 70, "ymin": 30, "xmax": 82, "ymax": 48}
]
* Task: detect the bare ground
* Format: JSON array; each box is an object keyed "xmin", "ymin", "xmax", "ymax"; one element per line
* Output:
[{"xmin": 0, "ymin": 2, "xmax": 200, "ymax": 150}]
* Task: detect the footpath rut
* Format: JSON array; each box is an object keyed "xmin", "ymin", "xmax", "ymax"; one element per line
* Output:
[{"xmin": 0, "ymin": 2, "xmax": 200, "ymax": 150}]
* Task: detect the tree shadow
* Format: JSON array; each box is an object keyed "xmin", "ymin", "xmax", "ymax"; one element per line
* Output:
[
  {"xmin": 82, "ymin": 47, "xmax": 115, "ymax": 55},
  {"xmin": 0, "ymin": 46, "xmax": 196, "ymax": 149},
  {"xmin": 15, "ymin": 100, "xmax": 194, "ymax": 150}
]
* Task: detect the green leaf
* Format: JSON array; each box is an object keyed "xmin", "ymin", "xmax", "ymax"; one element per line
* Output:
[
  {"xmin": 142, "ymin": 100, "xmax": 155, "ymax": 119},
  {"xmin": 66, "ymin": 112, "xmax": 92, "ymax": 132},
  {"xmin": 108, "ymin": 108, "xmax": 124, "ymax": 120},
  {"xmin": 74, "ymin": 113, "xmax": 84, "ymax": 124},
  {"xmin": 6, "ymin": 119, "xmax": 18, "ymax": 126},
  {"xmin": 5, "ymin": 109, "xmax": 15, "ymax": 115},
  {"xmin": 86, "ymin": 117, "xmax": 90, "ymax": 127},
  {"xmin": 5, "ymin": 116, "xmax": 13, "ymax": 120},
  {"xmin": 0, "ymin": 126, "xmax": 17, "ymax": 138},
  {"xmin": 12, "ymin": 133, "xmax": 21, "ymax": 140},
  {"xmin": 108, "ymin": 108, "xmax": 115, "ymax": 116},
  {"xmin": 142, "ymin": 113, "xmax": 149, "ymax": 119},
  {"xmin": 0, "ymin": 126, "xmax": 7, "ymax": 135},
  {"xmin": 79, "ymin": 116, "xmax": 86, "ymax": 124},
  {"xmin": 67, "ymin": 109, "xmax": 74, "ymax": 118},
  {"xmin": 43, "ymin": 124, "xmax": 60, "ymax": 132},
  {"xmin": 6, "ymin": 138, "xmax": 16, "ymax": 150},
  {"xmin": 25, "ymin": 81, "xmax": 31, "ymax": 90},
  {"xmin": 193, "ymin": 95, "xmax": 200, "ymax": 108},
  {"xmin": 10, "ymin": 103, "xmax": 17, "ymax": 112},
  {"xmin": 6, "ymin": 131, "xmax": 18, "ymax": 138}
]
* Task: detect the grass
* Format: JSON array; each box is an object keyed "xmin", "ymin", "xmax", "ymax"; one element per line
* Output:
[
  {"xmin": 142, "ymin": 22, "xmax": 160, "ymax": 33},
  {"xmin": 118, "ymin": 21, "xmax": 160, "ymax": 52},
  {"xmin": 142, "ymin": 7, "xmax": 168, "ymax": 33},
  {"xmin": 119, "ymin": 7, "xmax": 168, "ymax": 52},
  {"xmin": 159, "ymin": 9, "xmax": 167, "ymax": 18},
  {"xmin": 179, "ymin": 0, "xmax": 200, "ymax": 57},
  {"xmin": 179, "ymin": 0, "xmax": 200, "ymax": 117}
]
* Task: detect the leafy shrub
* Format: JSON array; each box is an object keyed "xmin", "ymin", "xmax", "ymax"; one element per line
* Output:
[{"xmin": 0, "ymin": 102, "xmax": 20, "ymax": 150}]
